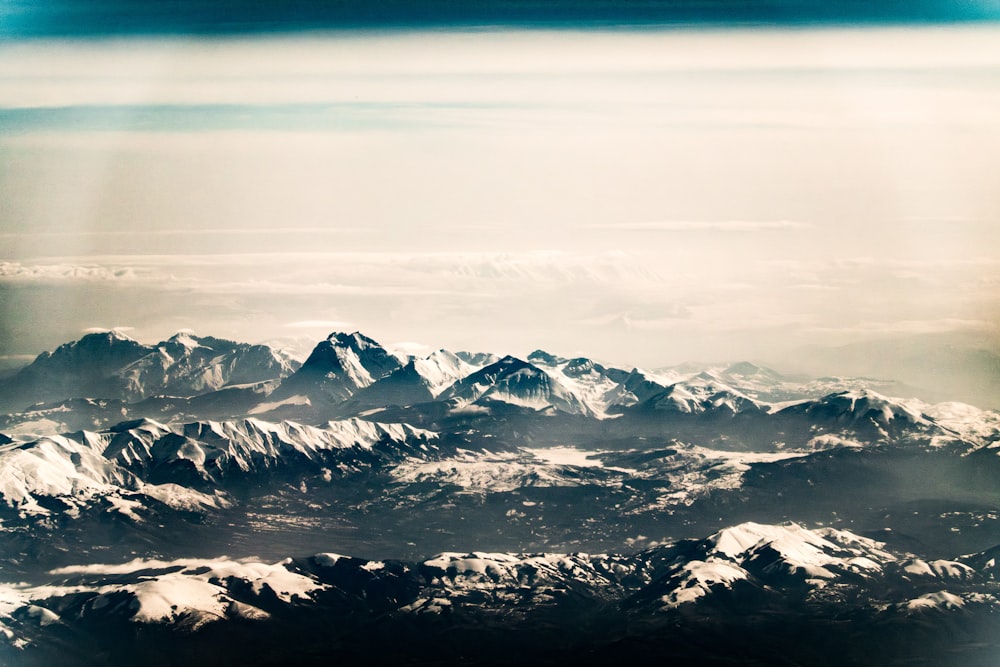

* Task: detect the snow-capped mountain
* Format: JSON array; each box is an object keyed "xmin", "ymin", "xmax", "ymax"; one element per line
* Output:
[
  {"xmin": 0, "ymin": 331, "xmax": 150, "ymax": 411},
  {"xmin": 628, "ymin": 377, "xmax": 764, "ymax": 417},
  {"xmin": 0, "ymin": 331, "xmax": 298, "ymax": 414},
  {"xmin": 601, "ymin": 367, "xmax": 677, "ymax": 410},
  {"xmin": 411, "ymin": 349, "xmax": 481, "ymax": 396},
  {"xmin": 3, "ymin": 522, "xmax": 999, "ymax": 667},
  {"xmin": 439, "ymin": 355, "xmax": 590, "ymax": 415},
  {"xmin": 115, "ymin": 332, "xmax": 298, "ymax": 400},
  {"xmin": 526, "ymin": 350, "xmax": 630, "ymax": 416},
  {"xmin": 772, "ymin": 389, "xmax": 953, "ymax": 445},
  {"xmin": 265, "ymin": 331, "xmax": 405, "ymax": 407},
  {"xmin": 341, "ymin": 349, "xmax": 483, "ymax": 414},
  {"xmin": 0, "ymin": 417, "xmax": 441, "ymax": 520},
  {"xmin": 3, "ymin": 327, "xmax": 1000, "ymax": 667}
]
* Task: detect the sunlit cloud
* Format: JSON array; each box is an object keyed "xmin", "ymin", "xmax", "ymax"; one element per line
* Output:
[
  {"xmin": 0, "ymin": 26, "xmax": 998, "ymax": 377},
  {"xmin": 81, "ymin": 326, "xmax": 135, "ymax": 334},
  {"xmin": 388, "ymin": 341, "xmax": 434, "ymax": 357},
  {"xmin": 0, "ymin": 261, "xmax": 143, "ymax": 282}
]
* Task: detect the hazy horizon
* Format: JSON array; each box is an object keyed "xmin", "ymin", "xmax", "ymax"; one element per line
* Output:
[{"xmin": 1, "ymin": 23, "xmax": 998, "ymax": 405}]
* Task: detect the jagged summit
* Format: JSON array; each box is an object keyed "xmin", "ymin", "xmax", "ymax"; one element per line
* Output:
[
  {"xmin": 440, "ymin": 355, "xmax": 590, "ymax": 414},
  {"xmin": 3, "ymin": 328, "xmax": 1000, "ymax": 667},
  {"xmin": 166, "ymin": 330, "xmax": 203, "ymax": 347},
  {"xmin": 3, "ymin": 328, "xmax": 994, "ymax": 448},
  {"xmin": 455, "ymin": 350, "xmax": 501, "ymax": 367},
  {"xmin": 0, "ymin": 331, "xmax": 153, "ymax": 411},
  {"xmin": 0, "ymin": 331, "xmax": 297, "ymax": 414},
  {"xmin": 527, "ymin": 349, "xmax": 564, "ymax": 365},
  {"xmin": 326, "ymin": 331, "xmax": 382, "ymax": 350},
  {"xmin": 272, "ymin": 331, "xmax": 404, "ymax": 405},
  {"xmin": 51, "ymin": 329, "xmax": 146, "ymax": 357}
]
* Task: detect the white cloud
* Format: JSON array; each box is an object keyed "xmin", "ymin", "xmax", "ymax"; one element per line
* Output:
[
  {"xmin": 0, "ymin": 251, "xmax": 663, "ymax": 293},
  {"xmin": 388, "ymin": 341, "xmax": 433, "ymax": 357},
  {"xmin": 0, "ymin": 354, "xmax": 36, "ymax": 362},
  {"xmin": 81, "ymin": 326, "xmax": 135, "ymax": 334},
  {"xmin": 0, "ymin": 261, "xmax": 143, "ymax": 282}
]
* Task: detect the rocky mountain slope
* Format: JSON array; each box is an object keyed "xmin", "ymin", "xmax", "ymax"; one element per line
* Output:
[{"xmin": 1, "ymin": 329, "xmax": 998, "ymax": 665}]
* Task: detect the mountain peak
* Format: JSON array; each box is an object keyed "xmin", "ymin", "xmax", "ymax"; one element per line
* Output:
[
  {"xmin": 327, "ymin": 331, "xmax": 381, "ymax": 350},
  {"xmin": 78, "ymin": 328, "xmax": 138, "ymax": 344},
  {"xmin": 495, "ymin": 355, "xmax": 533, "ymax": 370},
  {"xmin": 277, "ymin": 331, "xmax": 404, "ymax": 404},
  {"xmin": 527, "ymin": 350, "xmax": 564, "ymax": 365},
  {"xmin": 166, "ymin": 330, "xmax": 204, "ymax": 349}
]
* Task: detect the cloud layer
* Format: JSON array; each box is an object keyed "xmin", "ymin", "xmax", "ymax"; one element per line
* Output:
[{"xmin": 0, "ymin": 27, "xmax": 998, "ymax": 374}]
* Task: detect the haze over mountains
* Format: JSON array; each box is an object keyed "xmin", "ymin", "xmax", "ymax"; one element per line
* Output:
[{"xmin": 0, "ymin": 328, "xmax": 998, "ymax": 665}]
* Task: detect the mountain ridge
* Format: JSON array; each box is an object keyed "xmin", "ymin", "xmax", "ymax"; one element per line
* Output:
[{"xmin": 2, "ymin": 327, "xmax": 1000, "ymax": 666}]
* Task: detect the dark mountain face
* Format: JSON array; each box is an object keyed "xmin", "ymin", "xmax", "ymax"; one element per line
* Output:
[
  {"xmin": 326, "ymin": 331, "xmax": 403, "ymax": 379},
  {"xmin": 342, "ymin": 360, "xmax": 435, "ymax": 413},
  {"xmin": 271, "ymin": 331, "xmax": 403, "ymax": 406},
  {"xmin": 436, "ymin": 355, "xmax": 589, "ymax": 417},
  {"xmin": 4, "ymin": 521, "xmax": 1000, "ymax": 667},
  {"xmin": 774, "ymin": 390, "xmax": 939, "ymax": 443},
  {"xmin": 0, "ymin": 331, "xmax": 152, "ymax": 411},
  {"xmin": 1, "ymin": 329, "xmax": 999, "ymax": 666},
  {"xmin": 0, "ymin": 331, "xmax": 297, "ymax": 414},
  {"xmin": 117, "ymin": 333, "xmax": 299, "ymax": 400}
]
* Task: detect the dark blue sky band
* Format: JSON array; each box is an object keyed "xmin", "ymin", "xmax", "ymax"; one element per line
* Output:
[{"xmin": 2, "ymin": 0, "xmax": 1000, "ymax": 38}]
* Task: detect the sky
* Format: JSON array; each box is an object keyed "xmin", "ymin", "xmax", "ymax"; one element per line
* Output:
[{"xmin": 1, "ymin": 3, "xmax": 999, "ymax": 398}]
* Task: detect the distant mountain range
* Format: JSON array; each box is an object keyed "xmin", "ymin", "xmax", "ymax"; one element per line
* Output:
[
  {"xmin": 1, "ymin": 329, "xmax": 998, "ymax": 666},
  {"xmin": 0, "ymin": 330, "xmax": 298, "ymax": 415}
]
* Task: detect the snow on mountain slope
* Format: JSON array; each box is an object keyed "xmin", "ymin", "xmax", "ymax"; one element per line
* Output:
[
  {"xmin": 440, "ymin": 356, "xmax": 589, "ymax": 415},
  {"xmin": 0, "ymin": 332, "xmax": 298, "ymax": 414},
  {"xmin": 115, "ymin": 332, "xmax": 298, "ymax": 400},
  {"xmin": 2, "ymin": 522, "xmax": 997, "ymax": 654},
  {"xmin": 710, "ymin": 522, "xmax": 892, "ymax": 580},
  {"xmin": 643, "ymin": 522, "xmax": 897, "ymax": 611},
  {"xmin": 405, "ymin": 550, "xmax": 645, "ymax": 612},
  {"xmin": 0, "ymin": 556, "xmax": 327, "ymax": 636},
  {"xmin": 0, "ymin": 417, "xmax": 439, "ymax": 517},
  {"xmin": 636, "ymin": 377, "xmax": 764, "ymax": 416},
  {"xmin": 455, "ymin": 350, "xmax": 501, "ymax": 368},
  {"xmin": 0, "ymin": 331, "xmax": 152, "ymax": 411},
  {"xmin": 919, "ymin": 401, "xmax": 1000, "ymax": 449},
  {"xmin": 106, "ymin": 416, "xmax": 439, "ymax": 481},
  {"xmin": 779, "ymin": 390, "xmax": 931, "ymax": 427},
  {"xmin": 653, "ymin": 559, "xmax": 750, "ymax": 608},
  {"xmin": 335, "ymin": 348, "xmax": 483, "ymax": 414},
  {"xmin": 392, "ymin": 448, "xmax": 625, "ymax": 493},
  {"xmin": 526, "ymin": 351, "xmax": 628, "ymax": 417},
  {"xmin": 268, "ymin": 332, "xmax": 404, "ymax": 405},
  {"xmin": 0, "ymin": 433, "xmax": 136, "ymax": 515},
  {"xmin": 771, "ymin": 389, "xmax": 966, "ymax": 446},
  {"xmin": 903, "ymin": 590, "xmax": 968, "ymax": 612},
  {"xmin": 412, "ymin": 350, "xmax": 479, "ymax": 397},
  {"xmin": 897, "ymin": 558, "xmax": 977, "ymax": 581},
  {"xmin": 601, "ymin": 368, "xmax": 672, "ymax": 410}
]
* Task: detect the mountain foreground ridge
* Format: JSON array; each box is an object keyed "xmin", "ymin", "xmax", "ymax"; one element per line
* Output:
[{"xmin": 1, "ymin": 328, "xmax": 999, "ymax": 666}]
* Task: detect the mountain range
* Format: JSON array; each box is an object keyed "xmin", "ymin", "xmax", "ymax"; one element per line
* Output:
[{"xmin": 1, "ymin": 329, "xmax": 998, "ymax": 666}]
